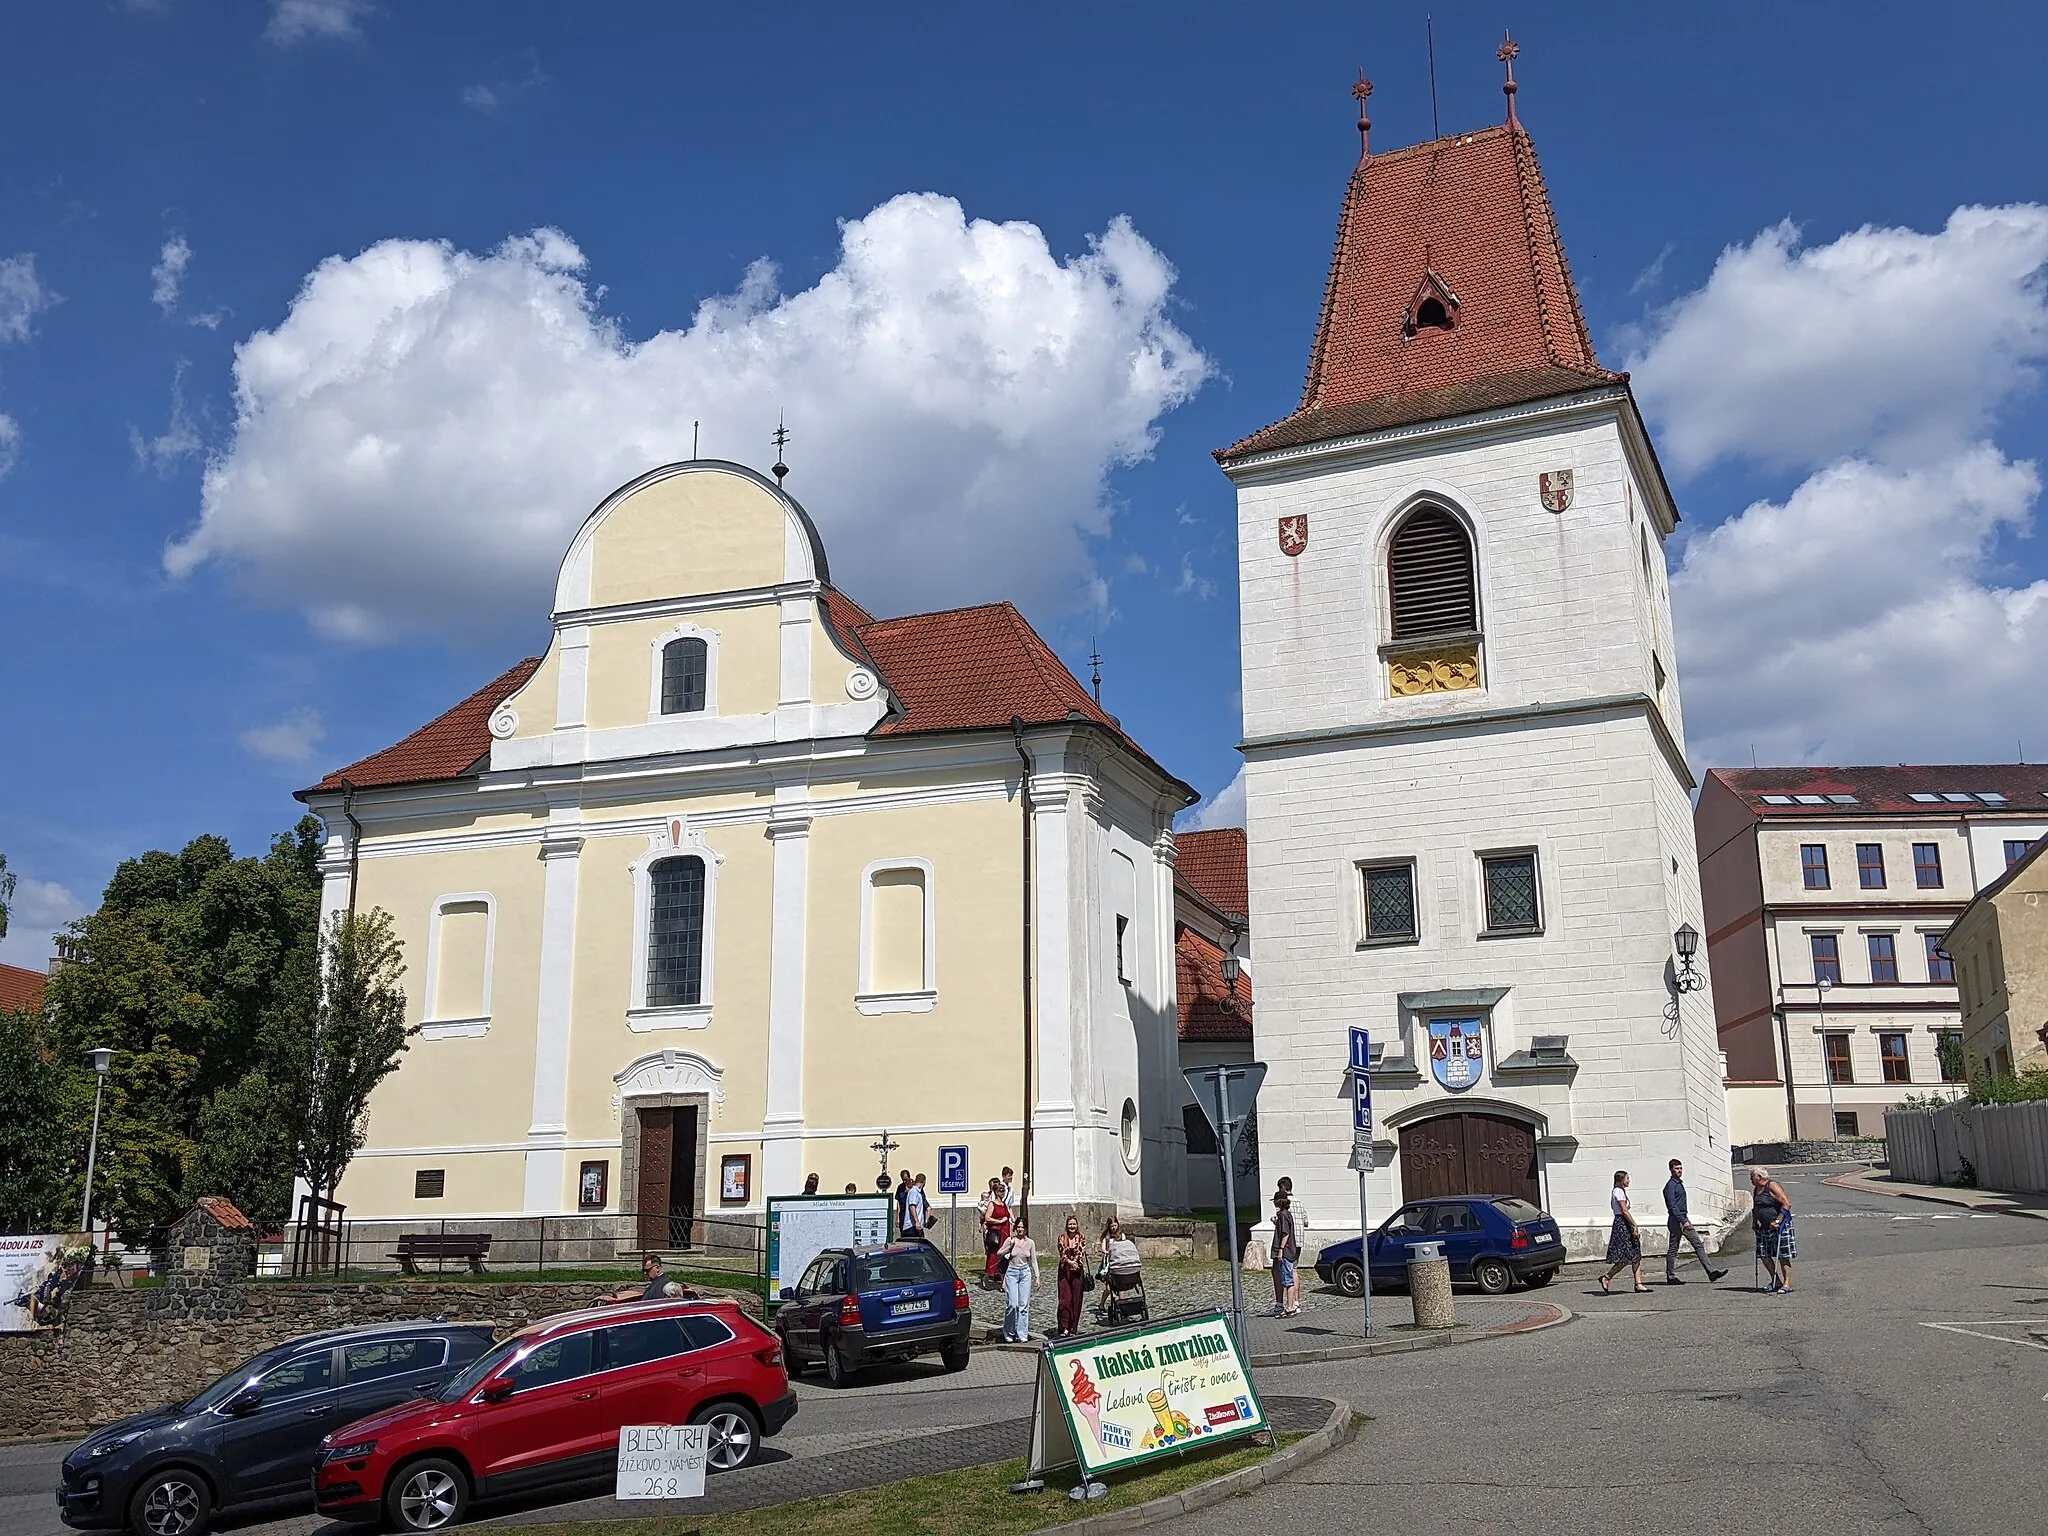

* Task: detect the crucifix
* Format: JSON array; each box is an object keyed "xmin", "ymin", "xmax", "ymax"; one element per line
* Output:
[{"xmin": 871, "ymin": 1128, "xmax": 901, "ymax": 1192}]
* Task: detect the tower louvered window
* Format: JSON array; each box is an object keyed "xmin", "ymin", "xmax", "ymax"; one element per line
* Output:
[{"xmin": 1387, "ymin": 508, "xmax": 1477, "ymax": 640}]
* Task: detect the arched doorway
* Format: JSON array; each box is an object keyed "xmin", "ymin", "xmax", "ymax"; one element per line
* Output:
[{"xmin": 1399, "ymin": 1112, "xmax": 1540, "ymax": 1206}]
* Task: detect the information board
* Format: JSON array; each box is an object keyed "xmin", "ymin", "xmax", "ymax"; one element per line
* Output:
[
  {"xmin": 1029, "ymin": 1308, "xmax": 1267, "ymax": 1478},
  {"xmin": 615, "ymin": 1424, "xmax": 707, "ymax": 1500},
  {"xmin": 765, "ymin": 1194, "xmax": 892, "ymax": 1305}
]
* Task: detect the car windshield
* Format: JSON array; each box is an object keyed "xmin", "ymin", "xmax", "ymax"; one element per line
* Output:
[
  {"xmin": 1491, "ymin": 1199, "xmax": 1545, "ymax": 1222},
  {"xmin": 182, "ymin": 1356, "xmax": 276, "ymax": 1413},
  {"xmin": 437, "ymin": 1335, "xmax": 524, "ymax": 1404},
  {"xmin": 854, "ymin": 1249, "xmax": 950, "ymax": 1289}
]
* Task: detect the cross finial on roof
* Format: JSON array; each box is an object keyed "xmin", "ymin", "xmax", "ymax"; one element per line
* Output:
[
  {"xmin": 771, "ymin": 414, "xmax": 790, "ymax": 484},
  {"xmin": 1351, "ymin": 70, "xmax": 1373, "ymax": 158},
  {"xmin": 1498, "ymin": 32, "xmax": 1521, "ymax": 128}
]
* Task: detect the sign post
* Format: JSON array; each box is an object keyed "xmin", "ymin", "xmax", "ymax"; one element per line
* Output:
[
  {"xmin": 1348, "ymin": 1027, "xmax": 1373, "ymax": 1338},
  {"xmin": 1181, "ymin": 1062, "xmax": 1266, "ymax": 1352},
  {"xmin": 938, "ymin": 1145, "xmax": 970, "ymax": 1263}
]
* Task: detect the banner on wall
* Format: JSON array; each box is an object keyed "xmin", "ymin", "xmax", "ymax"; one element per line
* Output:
[
  {"xmin": 1, "ymin": 1236, "xmax": 64, "ymax": 1333},
  {"xmin": 1027, "ymin": 1308, "xmax": 1268, "ymax": 1479}
]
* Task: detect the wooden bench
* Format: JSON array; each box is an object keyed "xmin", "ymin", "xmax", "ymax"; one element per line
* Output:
[{"xmin": 391, "ymin": 1233, "xmax": 492, "ymax": 1275}]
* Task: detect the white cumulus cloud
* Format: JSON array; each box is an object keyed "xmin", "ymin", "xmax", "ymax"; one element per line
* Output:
[
  {"xmin": 1180, "ymin": 765, "xmax": 1245, "ymax": 831},
  {"xmin": 239, "ymin": 707, "xmax": 327, "ymax": 763},
  {"xmin": 165, "ymin": 195, "xmax": 1210, "ymax": 641},
  {"xmin": 266, "ymin": 0, "xmax": 371, "ymax": 46},
  {"xmin": 0, "ymin": 875, "xmax": 83, "ymax": 970},
  {"xmin": 0, "ymin": 253, "xmax": 58, "ymax": 344}
]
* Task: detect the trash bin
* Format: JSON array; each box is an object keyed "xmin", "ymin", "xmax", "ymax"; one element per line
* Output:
[{"xmin": 1407, "ymin": 1240, "xmax": 1455, "ymax": 1329}]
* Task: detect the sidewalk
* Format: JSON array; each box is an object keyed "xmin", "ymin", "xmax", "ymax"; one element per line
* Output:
[{"xmin": 1826, "ymin": 1166, "xmax": 2048, "ymax": 1217}]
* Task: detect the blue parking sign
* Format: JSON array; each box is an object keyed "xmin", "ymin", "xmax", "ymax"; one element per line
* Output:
[
  {"xmin": 1352, "ymin": 1067, "xmax": 1372, "ymax": 1135},
  {"xmin": 938, "ymin": 1145, "xmax": 970, "ymax": 1194},
  {"xmin": 1349, "ymin": 1027, "xmax": 1372, "ymax": 1074}
]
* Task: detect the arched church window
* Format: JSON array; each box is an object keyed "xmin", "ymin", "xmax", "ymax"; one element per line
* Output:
[
  {"xmin": 646, "ymin": 855, "xmax": 707, "ymax": 1007},
  {"xmin": 1387, "ymin": 507, "xmax": 1477, "ymax": 640},
  {"xmin": 660, "ymin": 637, "xmax": 708, "ymax": 715}
]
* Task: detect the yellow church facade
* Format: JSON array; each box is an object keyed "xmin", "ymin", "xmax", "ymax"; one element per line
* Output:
[{"xmin": 301, "ymin": 461, "xmax": 1196, "ymax": 1246}]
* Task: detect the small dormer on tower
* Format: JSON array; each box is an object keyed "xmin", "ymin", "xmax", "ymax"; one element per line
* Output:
[{"xmin": 1404, "ymin": 269, "xmax": 1460, "ymax": 336}]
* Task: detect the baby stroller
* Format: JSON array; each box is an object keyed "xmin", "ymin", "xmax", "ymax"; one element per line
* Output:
[{"xmin": 1096, "ymin": 1262, "xmax": 1148, "ymax": 1325}]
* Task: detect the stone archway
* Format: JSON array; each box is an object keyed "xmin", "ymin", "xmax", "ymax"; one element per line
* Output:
[{"xmin": 1398, "ymin": 1112, "xmax": 1540, "ymax": 1205}]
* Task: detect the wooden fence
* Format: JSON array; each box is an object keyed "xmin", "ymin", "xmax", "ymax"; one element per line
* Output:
[{"xmin": 1884, "ymin": 1100, "xmax": 2048, "ymax": 1193}]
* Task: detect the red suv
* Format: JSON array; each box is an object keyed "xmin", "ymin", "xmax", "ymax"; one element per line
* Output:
[{"xmin": 312, "ymin": 1298, "xmax": 794, "ymax": 1531}]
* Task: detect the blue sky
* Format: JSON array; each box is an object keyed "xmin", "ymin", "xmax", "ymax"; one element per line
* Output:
[{"xmin": 5, "ymin": 1, "xmax": 2048, "ymax": 963}]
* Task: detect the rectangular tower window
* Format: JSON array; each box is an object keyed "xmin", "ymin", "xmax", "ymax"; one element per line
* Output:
[
  {"xmin": 1115, "ymin": 915, "xmax": 1131, "ymax": 985},
  {"xmin": 431, "ymin": 899, "xmax": 491, "ymax": 1021},
  {"xmin": 1924, "ymin": 933, "xmax": 1955, "ymax": 984},
  {"xmin": 1866, "ymin": 933, "xmax": 1898, "ymax": 984},
  {"xmin": 1480, "ymin": 853, "xmax": 1541, "ymax": 934},
  {"xmin": 1800, "ymin": 845, "xmax": 1829, "ymax": 890},
  {"xmin": 2007, "ymin": 839, "xmax": 2036, "ymax": 868},
  {"xmin": 1856, "ymin": 844, "xmax": 1886, "ymax": 889},
  {"xmin": 1879, "ymin": 1032, "xmax": 1911, "ymax": 1084},
  {"xmin": 1810, "ymin": 933, "xmax": 1841, "ymax": 986},
  {"xmin": 867, "ymin": 867, "xmax": 929, "ymax": 995},
  {"xmin": 1361, "ymin": 863, "xmax": 1418, "ymax": 943},
  {"xmin": 1823, "ymin": 1033, "xmax": 1853, "ymax": 1085},
  {"xmin": 1913, "ymin": 843, "xmax": 1943, "ymax": 888}
]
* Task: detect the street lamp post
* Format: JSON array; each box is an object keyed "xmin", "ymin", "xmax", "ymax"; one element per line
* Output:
[
  {"xmin": 1817, "ymin": 977, "xmax": 1838, "ymax": 1141},
  {"xmin": 79, "ymin": 1047, "xmax": 115, "ymax": 1240}
]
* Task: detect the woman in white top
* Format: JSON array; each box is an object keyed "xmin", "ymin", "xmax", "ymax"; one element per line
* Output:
[
  {"xmin": 1600, "ymin": 1170, "xmax": 1649, "ymax": 1293},
  {"xmin": 996, "ymin": 1217, "xmax": 1041, "ymax": 1343}
]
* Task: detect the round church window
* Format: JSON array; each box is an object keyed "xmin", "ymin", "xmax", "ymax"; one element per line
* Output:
[{"xmin": 1120, "ymin": 1099, "xmax": 1140, "ymax": 1171}]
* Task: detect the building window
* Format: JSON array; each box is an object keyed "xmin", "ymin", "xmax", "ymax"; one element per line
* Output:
[
  {"xmin": 1823, "ymin": 1033, "xmax": 1853, "ymax": 1085},
  {"xmin": 860, "ymin": 861, "xmax": 934, "ymax": 1009},
  {"xmin": 1924, "ymin": 933, "xmax": 1955, "ymax": 984},
  {"xmin": 1115, "ymin": 915, "xmax": 1131, "ymax": 985},
  {"xmin": 1913, "ymin": 843, "xmax": 1943, "ymax": 888},
  {"xmin": 2007, "ymin": 839, "xmax": 2036, "ymax": 868},
  {"xmin": 646, "ymin": 855, "xmax": 707, "ymax": 1008},
  {"xmin": 1856, "ymin": 843, "xmax": 1886, "ymax": 889},
  {"xmin": 1936, "ymin": 1030, "xmax": 1966, "ymax": 1082},
  {"xmin": 1481, "ymin": 852, "xmax": 1541, "ymax": 934},
  {"xmin": 1182, "ymin": 1102, "xmax": 1218, "ymax": 1156},
  {"xmin": 1120, "ymin": 1098, "xmax": 1141, "ymax": 1170},
  {"xmin": 1810, "ymin": 933, "xmax": 1841, "ymax": 986},
  {"xmin": 1387, "ymin": 507, "xmax": 1477, "ymax": 640},
  {"xmin": 427, "ymin": 896, "xmax": 492, "ymax": 1024},
  {"xmin": 659, "ymin": 637, "xmax": 709, "ymax": 715},
  {"xmin": 1833, "ymin": 1111, "xmax": 1861, "ymax": 1138},
  {"xmin": 1879, "ymin": 1032, "xmax": 1911, "ymax": 1084},
  {"xmin": 1866, "ymin": 933, "xmax": 1898, "ymax": 984},
  {"xmin": 1800, "ymin": 845, "xmax": 1830, "ymax": 890},
  {"xmin": 1361, "ymin": 863, "xmax": 1418, "ymax": 943},
  {"xmin": 414, "ymin": 1169, "xmax": 446, "ymax": 1200}
]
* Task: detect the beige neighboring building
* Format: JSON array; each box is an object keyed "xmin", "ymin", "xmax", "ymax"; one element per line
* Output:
[
  {"xmin": 298, "ymin": 460, "xmax": 1198, "ymax": 1247},
  {"xmin": 1943, "ymin": 836, "xmax": 2048, "ymax": 1079},
  {"xmin": 1698, "ymin": 766, "xmax": 2048, "ymax": 1143}
]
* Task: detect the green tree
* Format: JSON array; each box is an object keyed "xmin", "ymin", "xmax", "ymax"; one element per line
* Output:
[
  {"xmin": 0, "ymin": 849, "xmax": 15, "ymax": 938},
  {"xmin": 0, "ymin": 1004, "xmax": 74, "ymax": 1231}
]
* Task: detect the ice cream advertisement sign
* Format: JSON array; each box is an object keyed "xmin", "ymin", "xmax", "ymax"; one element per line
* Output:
[{"xmin": 1028, "ymin": 1310, "xmax": 1267, "ymax": 1478}]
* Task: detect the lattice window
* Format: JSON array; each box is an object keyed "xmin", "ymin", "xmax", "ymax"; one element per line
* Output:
[
  {"xmin": 1481, "ymin": 853, "xmax": 1540, "ymax": 933},
  {"xmin": 1387, "ymin": 508, "xmax": 1477, "ymax": 640},
  {"xmin": 647, "ymin": 855, "xmax": 707, "ymax": 1007},
  {"xmin": 1362, "ymin": 864, "xmax": 1417, "ymax": 942}
]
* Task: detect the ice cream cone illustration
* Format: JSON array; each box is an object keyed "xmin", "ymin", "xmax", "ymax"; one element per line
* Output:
[{"xmin": 1068, "ymin": 1359, "xmax": 1104, "ymax": 1446}]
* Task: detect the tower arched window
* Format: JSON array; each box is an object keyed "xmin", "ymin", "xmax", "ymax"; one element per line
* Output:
[
  {"xmin": 1387, "ymin": 507, "xmax": 1477, "ymax": 640},
  {"xmin": 660, "ymin": 637, "xmax": 708, "ymax": 715},
  {"xmin": 646, "ymin": 855, "xmax": 707, "ymax": 1007}
]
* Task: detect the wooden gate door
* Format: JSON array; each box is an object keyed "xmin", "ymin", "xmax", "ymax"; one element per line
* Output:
[
  {"xmin": 1399, "ymin": 1115, "xmax": 1468, "ymax": 1200},
  {"xmin": 1399, "ymin": 1113, "xmax": 1541, "ymax": 1205},
  {"xmin": 668, "ymin": 1105, "xmax": 699, "ymax": 1247},
  {"xmin": 637, "ymin": 1106, "xmax": 673, "ymax": 1249}
]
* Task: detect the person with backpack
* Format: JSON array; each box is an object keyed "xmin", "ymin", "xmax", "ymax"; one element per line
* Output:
[{"xmin": 1268, "ymin": 1190, "xmax": 1302, "ymax": 1317}]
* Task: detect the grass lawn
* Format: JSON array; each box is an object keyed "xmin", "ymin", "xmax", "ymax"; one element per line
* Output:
[{"xmin": 501, "ymin": 1435, "xmax": 1298, "ymax": 1536}]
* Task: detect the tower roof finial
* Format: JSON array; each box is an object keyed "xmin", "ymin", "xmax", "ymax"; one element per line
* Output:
[
  {"xmin": 1351, "ymin": 70, "xmax": 1374, "ymax": 158},
  {"xmin": 1498, "ymin": 32, "xmax": 1521, "ymax": 129},
  {"xmin": 771, "ymin": 414, "xmax": 790, "ymax": 484}
]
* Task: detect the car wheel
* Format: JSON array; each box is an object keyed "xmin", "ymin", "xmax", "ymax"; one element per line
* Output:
[
  {"xmin": 1525, "ymin": 1267, "xmax": 1557, "ymax": 1288},
  {"xmin": 691, "ymin": 1400, "xmax": 763, "ymax": 1471},
  {"xmin": 1471, "ymin": 1258, "xmax": 1514, "ymax": 1295},
  {"xmin": 824, "ymin": 1339, "xmax": 858, "ymax": 1388},
  {"xmin": 386, "ymin": 1456, "xmax": 469, "ymax": 1533},
  {"xmin": 940, "ymin": 1340, "xmax": 971, "ymax": 1372},
  {"xmin": 128, "ymin": 1469, "xmax": 212, "ymax": 1536},
  {"xmin": 1332, "ymin": 1260, "xmax": 1365, "ymax": 1298}
]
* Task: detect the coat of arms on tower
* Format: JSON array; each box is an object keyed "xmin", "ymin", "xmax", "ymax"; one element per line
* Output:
[
  {"xmin": 1277, "ymin": 515, "xmax": 1309, "ymax": 557},
  {"xmin": 1427, "ymin": 1017, "xmax": 1486, "ymax": 1092},
  {"xmin": 1539, "ymin": 470, "xmax": 1574, "ymax": 513}
]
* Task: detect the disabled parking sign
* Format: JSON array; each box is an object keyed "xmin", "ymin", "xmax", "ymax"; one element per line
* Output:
[{"xmin": 938, "ymin": 1145, "xmax": 970, "ymax": 1195}]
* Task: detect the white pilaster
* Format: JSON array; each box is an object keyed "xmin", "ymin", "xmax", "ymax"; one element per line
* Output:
[
  {"xmin": 1026, "ymin": 753, "xmax": 1082, "ymax": 1203},
  {"xmin": 761, "ymin": 793, "xmax": 812, "ymax": 1196},
  {"xmin": 523, "ymin": 825, "xmax": 583, "ymax": 1213},
  {"xmin": 555, "ymin": 624, "xmax": 590, "ymax": 729},
  {"xmin": 1149, "ymin": 819, "xmax": 1187, "ymax": 1212}
]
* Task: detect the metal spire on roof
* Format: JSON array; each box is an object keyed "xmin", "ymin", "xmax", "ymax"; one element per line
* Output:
[
  {"xmin": 1089, "ymin": 637, "xmax": 1102, "ymax": 703},
  {"xmin": 1498, "ymin": 32, "xmax": 1521, "ymax": 128},
  {"xmin": 1351, "ymin": 70, "xmax": 1373, "ymax": 158},
  {"xmin": 771, "ymin": 415, "xmax": 790, "ymax": 484}
]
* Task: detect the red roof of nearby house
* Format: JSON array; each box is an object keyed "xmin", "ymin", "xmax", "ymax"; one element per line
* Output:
[
  {"xmin": 1219, "ymin": 122, "xmax": 1619, "ymax": 462},
  {"xmin": 193, "ymin": 1196, "xmax": 255, "ymax": 1231},
  {"xmin": 304, "ymin": 599, "xmax": 1191, "ymax": 802},
  {"xmin": 1175, "ymin": 925, "xmax": 1253, "ymax": 1042},
  {"xmin": 1706, "ymin": 766, "xmax": 2048, "ymax": 818},
  {"xmin": 0, "ymin": 962, "xmax": 47, "ymax": 1014},
  {"xmin": 1175, "ymin": 828, "xmax": 1248, "ymax": 918}
]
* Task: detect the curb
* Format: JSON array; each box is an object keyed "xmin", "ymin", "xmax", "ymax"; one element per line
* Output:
[
  {"xmin": 1050, "ymin": 1395, "xmax": 1356, "ymax": 1533},
  {"xmin": 1825, "ymin": 1172, "xmax": 2048, "ymax": 1219},
  {"xmin": 982, "ymin": 1302, "xmax": 1571, "ymax": 1367}
]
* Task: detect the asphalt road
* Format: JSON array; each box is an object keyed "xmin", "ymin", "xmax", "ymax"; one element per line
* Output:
[{"xmin": 11, "ymin": 1166, "xmax": 2044, "ymax": 1536}]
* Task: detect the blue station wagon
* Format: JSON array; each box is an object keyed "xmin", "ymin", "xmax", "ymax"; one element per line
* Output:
[
  {"xmin": 775, "ymin": 1243, "xmax": 972, "ymax": 1386},
  {"xmin": 1314, "ymin": 1196, "xmax": 1565, "ymax": 1296}
]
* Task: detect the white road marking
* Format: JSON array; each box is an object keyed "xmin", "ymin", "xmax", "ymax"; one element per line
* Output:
[
  {"xmin": 1918, "ymin": 1320, "xmax": 2048, "ymax": 1352},
  {"xmin": 1932, "ymin": 1214, "xmax": 1963, "ymax": 1220}
]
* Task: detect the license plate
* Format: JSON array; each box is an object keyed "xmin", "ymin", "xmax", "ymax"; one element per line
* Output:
[
  {"xmin": 1533, "ymin": 1234, "xmax": 1554, "ymax": 1243},
  {"xmin": 890, "ymin": 1299, "xmax": 930, "ymax": 1316}
]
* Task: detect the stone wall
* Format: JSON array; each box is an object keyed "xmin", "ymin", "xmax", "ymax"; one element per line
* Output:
[{"xmin": 0, "ymin": 1276, "xmax": 759, "ymax": 1440}]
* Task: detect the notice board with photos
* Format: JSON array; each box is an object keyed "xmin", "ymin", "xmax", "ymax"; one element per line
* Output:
[
  {"xmin": 765, "ymin": 1194, "xmax": 892, "ymax": 1306},
  {"xmin": 1029, "ymin": 1309, "xmax": 1268, "ymax": 1478}
]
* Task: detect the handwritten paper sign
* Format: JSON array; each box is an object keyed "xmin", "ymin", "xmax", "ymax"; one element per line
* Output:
[{"xmin": 615, "ymin": 1424, "xmax": 708, "ymax": 1500}]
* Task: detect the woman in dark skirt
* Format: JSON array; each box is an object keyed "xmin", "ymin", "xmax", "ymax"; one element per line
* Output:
[{"xmin": 1600, "ymin": 1170, "xmax": 1650, "ymax": 1293}]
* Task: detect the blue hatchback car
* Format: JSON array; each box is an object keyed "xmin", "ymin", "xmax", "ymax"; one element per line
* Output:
[{"xmin": 1314, "ymin": 1196, "xmax": 1565, "ymax": 1296}]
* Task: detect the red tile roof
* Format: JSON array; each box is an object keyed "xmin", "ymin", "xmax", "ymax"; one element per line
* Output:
[
  {"xmin": 1175, "ymin": 828, "xmax": 1248, "ymax": 918},
  {"xmin": 0, "ymin": 962, "xmax": 47, "ymax": 1015},
  {"xmin": 310, "ymin": 658, "xmax": 541, "ymax": 794},
  {"xmin": 193, "ymin": 1196, "xmax": 255, "ymax": 1231},
  {"xmin": 1708, "ymin": 765, "xmax": 2048, "ymax": 818},
  {"xmin": 1220, "ymin": 123, "xmax": 1619, "ymax": 461},
  {"xmin": 1176, "ymin": 924, "xmax": 1253, "ymax": 1042}
]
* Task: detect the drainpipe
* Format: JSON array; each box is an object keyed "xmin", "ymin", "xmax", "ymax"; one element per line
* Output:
[
  {"xmin": 1011, "ymin": 717, "xmax": 1035, "ymax": 1222},
  {"xmin": 339, "ymin": 778, "xmax": 363, "ymax": 920}
]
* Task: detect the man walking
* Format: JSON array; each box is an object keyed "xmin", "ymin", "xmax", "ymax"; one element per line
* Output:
[
  {"xmin": 1663, "ymin": 1158, "xmax": 1727, "ymax": 1284},
  {"xmin": 894, "ymin": 1169, "xmax": 913, "ymax": 1234},
  {"xmin": 904, "ymin": 1172, "xmax": 931, "ymax": 1239}
]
